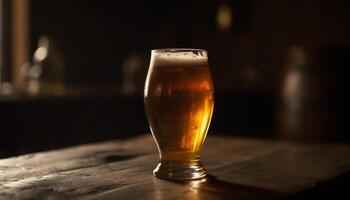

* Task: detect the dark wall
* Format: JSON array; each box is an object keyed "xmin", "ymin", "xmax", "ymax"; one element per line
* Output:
[
  {"xmin": 30, "ymin": 0, "xmax": 350, "ymax": 90},
  {"xmin": 0, "ymin": 94, "xmax": 149, "ymax": 157},
  {"xmin": 29, "ymin": 0, "xmax": 219, "ymax": 85},
  {"xmin": 1, "ymin": 0, "xmax": 348, "ymax": 158}
]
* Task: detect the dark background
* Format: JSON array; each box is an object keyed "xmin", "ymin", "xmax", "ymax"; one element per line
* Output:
[{"xmin": 0, "ymin": 0, "xmax": 349, "ymax": 158}]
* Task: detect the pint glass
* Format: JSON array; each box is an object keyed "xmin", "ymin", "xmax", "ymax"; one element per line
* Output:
[{"xmin": 144, "ymin": 49, "xmax": 214, "ymax": 180}]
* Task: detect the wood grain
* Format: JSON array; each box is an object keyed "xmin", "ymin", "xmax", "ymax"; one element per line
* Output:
[{"xmin": 1, "ymin": 135, "xmax": 350, "ymax": 199}]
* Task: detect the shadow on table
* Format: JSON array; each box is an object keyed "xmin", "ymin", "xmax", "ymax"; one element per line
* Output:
[
  {"xmin": 291, "ymin": 171, "xmax": 350, "ymax": 200},
  {"xmin": 203, "ymin": 175, "xmax": 285, "ymax": 199},
  {"xmin": 163, "ymin": 175, "xmax": 287, "ymax": 200}
]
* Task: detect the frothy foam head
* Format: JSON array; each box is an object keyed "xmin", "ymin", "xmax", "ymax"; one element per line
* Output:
[{"xmin": 151, "ymin": 49, "xmax": 208, "ymax": 67}]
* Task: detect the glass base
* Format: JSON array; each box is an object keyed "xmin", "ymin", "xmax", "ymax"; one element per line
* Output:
[{"xmin": 153, "ymin": 161, "xmax": 206, "ymax": 181}]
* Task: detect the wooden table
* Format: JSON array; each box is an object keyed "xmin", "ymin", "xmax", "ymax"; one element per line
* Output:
[{"xmin": 1, "ymin": 135, "xmax": 350, "ymax": 199}]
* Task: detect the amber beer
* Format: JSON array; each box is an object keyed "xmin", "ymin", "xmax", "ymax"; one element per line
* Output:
[{"xmin": 144, "ymin": 49, "xmax": 214, "ymax": 180}]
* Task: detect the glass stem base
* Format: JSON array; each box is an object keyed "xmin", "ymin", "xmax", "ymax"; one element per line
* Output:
[{"xmin": 153, "ymin": 161, "xmax": 206, "ymax": 181}]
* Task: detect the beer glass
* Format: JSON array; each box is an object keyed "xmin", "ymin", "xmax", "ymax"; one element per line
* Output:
[{"xmin": 144, "ymin": 49, "xmax": 214, "ymax": 180}]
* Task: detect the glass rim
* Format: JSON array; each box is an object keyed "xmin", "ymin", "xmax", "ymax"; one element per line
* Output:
[{"xmin": 151, "ymin": 48, "xmax": 207, "ymax": 54}]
